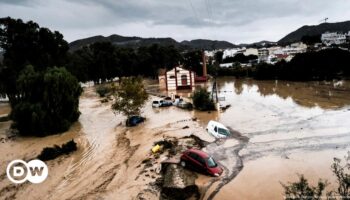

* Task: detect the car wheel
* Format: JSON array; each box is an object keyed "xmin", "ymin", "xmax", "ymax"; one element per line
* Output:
[{"xmin": 180, "ymin": 160, "xmax": 186, "ymax": 167}]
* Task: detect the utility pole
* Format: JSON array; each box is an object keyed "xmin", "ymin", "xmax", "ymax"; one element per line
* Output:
[
  {"xmin": 320, "ymin": 17, "xmax": 328, "ymax": 23},
  {"xmin": 211, "ymin": 52, "xmax": 219, "ymax": 105}
]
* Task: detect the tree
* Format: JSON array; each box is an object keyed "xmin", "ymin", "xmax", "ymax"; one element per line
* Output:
[
  {"xmin": 331, "ymin": 157, "xmax": 350, "ymax": 198},
  {"xmin": 192, "ymin": 88, "xmax": 215, "ymax": 111},
  {"xmin": 281, "ymin": 175, "xmax": 327, "ymax": 200},
  {"xmin": 301, "ymin": 35, "xmax": 321, "ymax": 45},
  {"xmin": 0, "ymin": 18, "xmax": 81, "ymax": 136},
  {"xmin": 0, "ymin": 17, "xmax": 69, "ymax": 104},
  {"xmin": 214, "ymin": 51, "xmax": 224, "ymax": 64},
  {"xmin": 282, "ymin": 155, "xmax": 350, "ymax": 200},
  {"xmin": 183, "ymin": 50, "xmax": 203, "ymax": 75},
  {"xmin": 11, "ymin": 66, "xmax": 82, "ymax": 136},
  {"xmin": 111, "ymin": 77, "xmax": 148, "ymax": 118}
]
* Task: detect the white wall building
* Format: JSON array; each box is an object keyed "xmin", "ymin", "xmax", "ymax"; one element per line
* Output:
[
  {"xmin": 219, "ymin": 63, "xmax": 233, "ymax": 68},
  {"xmin": 223, "ymin": 48, "xmax": 242, "ymax": 58},
  {"xmin": 321, "ymin": 32, "xmax": 347, "ymax": 46},
  {"xmin": 258, "ymin": 48, "xmax": 269, "ymax": 63},
  {"xmin": 159, "ymin": 66, "xmax": 195, "ymax": 90},
  {"xmin": 243, "ymin": 48, "xmax": 259, "ymax": 56}
]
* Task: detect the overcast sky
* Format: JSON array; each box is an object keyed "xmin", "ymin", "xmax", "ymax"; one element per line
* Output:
[{"xmin": 1, "ymin": 0, "xmax": 350, "ymax": 43}]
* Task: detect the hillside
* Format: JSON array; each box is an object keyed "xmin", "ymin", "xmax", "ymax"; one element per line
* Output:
[
  {"xmin": 69, "ymin": 34, "xmax": 181, "ymax": 51},
  {"xmin": 69, "ymin": 34, "xmax": 237, "ymax": 51},
  {"xmin": 239, "ymin": 40, "xmax": 277, "ymax": 48},
  {"xmin": 278, "ymin": 20, "xmax": 350, "ymax": 44},
  {"xmin": 180, "ymin": 39, "xmax": 237, "ymax": 50}
]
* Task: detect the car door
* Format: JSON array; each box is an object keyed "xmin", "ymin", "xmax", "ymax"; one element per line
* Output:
[
  {"xmin": 195, "ymin": 156, "xmax": 207, "ymax": 173},
  {"xmin": 188, "ymin": 152, "xmax": 202, "ymax": 169}
]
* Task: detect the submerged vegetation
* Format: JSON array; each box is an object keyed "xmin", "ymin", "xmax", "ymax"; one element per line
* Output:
[
  {"xmin": 282, "ymin": 156, "xmax": 350, "ymax": 199},
  {"xmin": 192, "ymin": 88, "xmax": 216, "ymax": 111},
  {"xmin": 37, "ymin": 140, "xmax": 78, "ymax": 161}
]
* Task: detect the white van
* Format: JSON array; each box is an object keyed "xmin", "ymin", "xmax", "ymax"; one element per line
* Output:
[{"xmin": 206, "ymin": 120, "xmax": 231, "ymax": 138}]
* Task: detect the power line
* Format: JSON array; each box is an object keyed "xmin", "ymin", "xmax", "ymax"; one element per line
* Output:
[
  {"xmin": 188, "ymin": 0, "xmax": 200, "ymax": 25},
  {"xmin": 205, "ymin": 0, "xmax": 213, "ymax": 20}
]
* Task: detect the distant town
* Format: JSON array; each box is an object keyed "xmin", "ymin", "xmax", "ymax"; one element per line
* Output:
[{"xmin": 206, "ymin": 31, "xmax": 350, "ymax": 68}]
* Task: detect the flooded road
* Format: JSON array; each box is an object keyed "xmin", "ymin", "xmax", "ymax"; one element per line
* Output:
[
  {"xmin": 0, "ymin": 78, "xmax": 350, "ymax": 200},
  {"xmin": 210, "ymin": 78, "xmax": 350, "ymax": 200}
]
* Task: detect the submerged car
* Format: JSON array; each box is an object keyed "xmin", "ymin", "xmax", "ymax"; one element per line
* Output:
[
  {"xmin": 126, "ymin": 116, "xmax": 145, "ymax": 127},
  {"xmin": 152, "ymin": 100, "xmax": 161, "ymax": 107},
  {"xmin": 206, "ymin": 120, "xmax": 231, "ymax": 138},
  {"xmin": 174, "ymin": 99, "xmax": 193, "ymax": 110},
  {"xmin": 152, "ymin": 100, "xmax": 172, "ymax": 108},
  {"xmin": 159, "ymin": 100, "xmax": 172, "ymax": 107},
  {"xmin": 180, "ymin": 149, "xmax": 223, "ymax": 177}
]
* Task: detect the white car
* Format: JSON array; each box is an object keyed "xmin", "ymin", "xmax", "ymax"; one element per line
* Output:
[
  {"xmin": 206, "ymin": 120, "xmax": 231, "ymax": 138},
  {"xmin": 152, "ymin": 100, "xmax": 161, "ymax": 108}
]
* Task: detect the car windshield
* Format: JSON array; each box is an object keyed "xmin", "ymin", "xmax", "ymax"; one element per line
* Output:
[
  {"xmin": 206, "ymin": 157, "xmax": 217, "ymax": 168},
  {"xmin": 218, "ymin": 128, "xmax": 230, "ymax": 136}
]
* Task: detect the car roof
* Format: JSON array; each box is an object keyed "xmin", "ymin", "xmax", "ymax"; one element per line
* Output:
[
  {"xmin": 208, "ymin": 120, "xmax": 228, "ymax": 130},
  {"xmin": 186, "ymin": 149, "xmax": 209, "ymax": 158}
]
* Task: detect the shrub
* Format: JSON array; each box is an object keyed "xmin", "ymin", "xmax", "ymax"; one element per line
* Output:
[
  {"xmin": 282, "ymin": 156, "xmax": 350, "ymax": 199},
  {"xmin": 192, "ymin": 88, "xmax": 216, "ymax": 111},
  {"xmin": 37, "ymin": 140, "xmax": 77, "ymax": 161}
]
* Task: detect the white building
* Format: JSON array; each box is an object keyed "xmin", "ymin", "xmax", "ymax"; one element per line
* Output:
[
  {"xmin": 282, "ymin": 42, "xmax": 307, "ymax": 55},
  {"xmin": 219, "ymin": 63, "xmax": 233, "ymax": 68},
  {"xmin": 159, "ymin": 66, "xmax": 195, "ymax": 90},
  {"xmin": 223, "ymin": 48, "xmax": 242, "ymax": 58},
  {"xmin": 321, "ymin": 32, "xmax": 347, "ymax": 46},
  {"xmin": 258, "ymin": 48, "xmax": 269, "ymax": 63},
  {"xmin": 243, "ymin": 48, "xmax": 259, "ymax": 56}
]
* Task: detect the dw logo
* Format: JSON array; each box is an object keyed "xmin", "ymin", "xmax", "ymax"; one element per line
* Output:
[{"xmin": 6, "ymin": 159, "xmax": 48, "ymax": 184}]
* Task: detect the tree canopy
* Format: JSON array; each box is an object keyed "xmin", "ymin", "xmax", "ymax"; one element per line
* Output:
[
  {"xmin": 192, "ymin": 88, "xmax": 216, "ymax": 111},
  {"xmin": 0, "ymin": 17, "xmax": 81, "ymax": 136},
  {"xmin": 12, "ymin": 66, "xmax": 82, "ymax": 136},
  {"xmin": 111, "ymin": 77, "xmax": 148, "ymax": 118},
  {"xmin": 0, "ymin": 17, "xmax": 69, "ymax": 103}
]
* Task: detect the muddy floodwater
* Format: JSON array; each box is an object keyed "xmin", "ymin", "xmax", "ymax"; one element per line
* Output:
[
  {"xmin": 0, "ymin": 78, "xmax": 350, "ymax": 200},
  {"xmin": 211, "ymin": 78, "xmax": 350, "ymax": 200}
]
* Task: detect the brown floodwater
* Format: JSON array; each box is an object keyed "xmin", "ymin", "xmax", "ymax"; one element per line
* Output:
[
  {"xmin": 208, "ymin": 78, "xmax": 350, "ymax": 200},
  {"xmin": 0, "ymin": 78, "xmax": 350, "ymax": 200}
]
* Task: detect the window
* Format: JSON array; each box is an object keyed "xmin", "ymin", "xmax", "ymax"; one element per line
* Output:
[
  {"xmin": 196, "ymin": 156, "xmax": 206, "ymax": 166},
  {"xmin": 169, "ymin": 75, "xmax": 175, "ymax": 79},
  {"xmin": 206, "ymin": 157, "xmax": 218, "ymax": 168},
  {"xmin": 214, "ymin": 126, "xmax": 218, "ymax": 132},
  {"xmin": 188, "ymin": 152, "xmax": 198, "ymax": 160},
  {"xmin": 218, "ymin": 128, "xmax": 230, "ymax": 136}
]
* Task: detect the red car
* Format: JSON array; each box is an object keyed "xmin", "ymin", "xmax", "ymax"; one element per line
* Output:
[{"xmin": 180, "ymin": 149, "xmax": 223, "ymax": 177}]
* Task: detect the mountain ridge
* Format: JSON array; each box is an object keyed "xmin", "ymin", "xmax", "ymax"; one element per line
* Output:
[
  {"xmin": 278, "ymin": 20, "xmax": 350, "ymax": 44},
  {"xmin": 69, "ymin": 34, "xmax": 240, "ymax": 51}
]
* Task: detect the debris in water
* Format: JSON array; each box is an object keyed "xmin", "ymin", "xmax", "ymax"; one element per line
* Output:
[{"xmin": 37, "ymin": 140, "xmax": 77, "ymax": 161}]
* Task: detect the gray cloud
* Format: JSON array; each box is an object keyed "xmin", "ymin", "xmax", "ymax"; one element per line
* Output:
[{"xmin": 0, "ymin": 0, "xmax": 350, "ymax": 43}]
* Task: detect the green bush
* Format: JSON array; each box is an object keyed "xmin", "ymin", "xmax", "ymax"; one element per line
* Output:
[
  {"xmin": 192, "ymin": 88, "xmax": 216, "ymax": 111},
  {"xmin": 11, "ymin": 66, "xmax": 82, "ymax": 136}
]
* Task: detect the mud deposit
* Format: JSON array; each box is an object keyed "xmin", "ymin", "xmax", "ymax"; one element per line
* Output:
[{"xmin": 0, "ymin": 78, "xmax": 350, "ymax": 200}]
